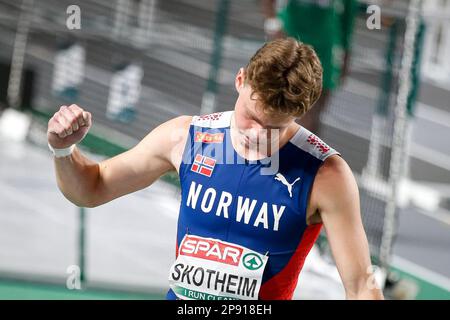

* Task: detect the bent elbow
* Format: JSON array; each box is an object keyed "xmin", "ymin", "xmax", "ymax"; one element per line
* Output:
[
  {"xmin": 78, "ymin": 200, "xmax": 99, "ymax": 208},
  {"xmin": 66, "ymin": 196, "xmax": 98, "ymax": 209},
  {"xmin": 59, "ymin": 189, "xmax": 100, "ymax": 208}
]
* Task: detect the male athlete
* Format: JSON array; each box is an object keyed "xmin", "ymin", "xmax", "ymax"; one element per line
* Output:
[{"xmin": 48, "ymin": 38, "xmax": 383, "ymax": 300}]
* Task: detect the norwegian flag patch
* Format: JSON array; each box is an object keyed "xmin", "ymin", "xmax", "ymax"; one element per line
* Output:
[{"xmin": 191, "ymin": 154, "xmax": 216, "ymax": 177}]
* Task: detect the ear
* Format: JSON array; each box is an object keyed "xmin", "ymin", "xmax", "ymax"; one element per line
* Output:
[{"xmin": 235, "ymin": 67, "xmax": 245, "ymax": 92}]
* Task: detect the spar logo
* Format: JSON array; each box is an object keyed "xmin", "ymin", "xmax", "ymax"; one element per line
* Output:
[
  {"xmin": 242, "ymin": 253, "xmax": 263, "ymax": 271},
  {"xmin": 194, "ymin": 132, "xmax": 224, "ymax": 143},
  {"xmin": 179, "ymin": 236, "xmax": 243, "ymax": 266}
]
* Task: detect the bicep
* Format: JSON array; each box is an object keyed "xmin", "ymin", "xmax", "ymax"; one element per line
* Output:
[
  {"xmin": 318, "ymin": 158, "xmax": 372, "ymax": 293},
  {"xmin": 94, "ymin": 115, "xmax": 191, "ymax": 206}
]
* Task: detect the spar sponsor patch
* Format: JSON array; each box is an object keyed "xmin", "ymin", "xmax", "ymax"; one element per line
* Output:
[
  {"xmin": 191, "ymin": 154, "xmax": 216, "ymax": 177},
  {"xmin": 179, "ymin": 235, "xmax": 243, "ymax": 266},
  {"xmin": 194, "ymin": 132, "xmax": 224, "ymax": 143},
  {"xmin": 168, "ymin": 235, "xmax": 268, "ymax": 300}
]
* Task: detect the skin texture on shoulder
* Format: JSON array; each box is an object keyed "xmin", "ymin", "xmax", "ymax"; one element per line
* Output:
[
  {"xmin": 90, "ymin": 115, "xmax": 192, "ymax": 207},
  {"xmin": 308, "ymin": 155, "xmax": 384, "ymax": 299}
]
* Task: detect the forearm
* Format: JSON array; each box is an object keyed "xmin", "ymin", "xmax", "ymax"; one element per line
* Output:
[
  {"xmin": 53, "ymin": 146, "xmax": 100, "ymax": 207},
  {"xmin": 344, "ymin": 275, "xmax": 385, "ymax": 300},
  {"xmin": 347, "ymin": 287, "xmax": 385, "ymax": 300}
]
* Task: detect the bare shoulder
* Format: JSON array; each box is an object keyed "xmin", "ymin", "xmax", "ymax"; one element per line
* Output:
[
  {"xmin": 162, "ymin": 115, "xmax": 193, "ymax": 172},
  {"xmin": 139, "ymin": 115, "xmax": 192, "ymax": 147},
  {"xmin": 309, "ymin": 155, "xmax": 359, "ymax": 218},
  {"xmin": 155, "ymin": 115, "xmax": 192, "ymax": 134},
  {"xmin": 316, "ymin": 154, "xmax": 354, "ymax": 182},
  {"xmin": 318, "ymin": 154, "xmax": 358, "ymax": 196},
  {"xmin": 171, "ymin": 115, "xmax": 193, "ymax": 128},
  {"xmin": 169, "ymin": 115, "xmax": 193, "ymax": 162},
  {"xmin": 133, "ymin": 115, "xmax": 192, "ymax": 172}
]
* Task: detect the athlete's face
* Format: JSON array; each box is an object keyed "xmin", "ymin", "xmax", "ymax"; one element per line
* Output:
[{"xmin": 234, "ymin": 68, "xmax": 295, "ymax": 149}]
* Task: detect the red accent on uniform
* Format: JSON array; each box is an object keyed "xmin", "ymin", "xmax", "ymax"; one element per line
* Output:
[
  {"xmin": 307, "ymin": 134, "xmax": 330, "ymax": 154},
  {"xmin": 258, "ymin": 223, "xmax": 323, "ymax": 300},
  {"xmin": 191, "ymin": 164, "xmax": 199, "ymax": 172},
  {"xmin": 199, "ymin": 166, "xmax": 213, "ymax": 177}
]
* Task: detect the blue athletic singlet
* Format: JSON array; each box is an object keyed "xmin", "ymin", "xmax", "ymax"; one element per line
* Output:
[{"xmin": 166, "ymin": 111, "xmax": 339, "ymax": 300}]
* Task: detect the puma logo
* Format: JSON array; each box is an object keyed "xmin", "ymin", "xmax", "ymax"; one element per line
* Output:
[{"xmin": 274, "ymin": 173, "xmax": 301, "ymax": 198}]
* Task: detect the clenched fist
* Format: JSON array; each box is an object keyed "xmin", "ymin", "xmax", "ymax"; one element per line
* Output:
[{"xmin": 47, "ymin": 104, "xmax": 92, "ymax": 149}]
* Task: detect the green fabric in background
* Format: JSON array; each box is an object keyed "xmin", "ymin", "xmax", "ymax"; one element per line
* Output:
[
  {"xmin": 0, "ymin": 279, "xmax": 164, "ymax": 300},
  {"xmin": 278, "ymin": 0, "xmax": 357, "ymax": 90}
]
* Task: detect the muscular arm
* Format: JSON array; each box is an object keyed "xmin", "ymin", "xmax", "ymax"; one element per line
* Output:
[
  {"xmin": 53, "ymin": 114, "xmax": 191, "ymax": 208},
  {"xmin": 313, "ymin": 155, "xmax": 384, "ymax": 300}
]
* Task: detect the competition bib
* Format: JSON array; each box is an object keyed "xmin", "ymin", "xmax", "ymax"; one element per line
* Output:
[{"xmin": 168, "ymin": 235, "xmax": 268, "ymax": 300}]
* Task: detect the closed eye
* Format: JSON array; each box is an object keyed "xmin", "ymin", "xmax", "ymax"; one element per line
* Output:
[{"xmin": 247, "ymin": 111, "xmax": 283, "ymax": 130}]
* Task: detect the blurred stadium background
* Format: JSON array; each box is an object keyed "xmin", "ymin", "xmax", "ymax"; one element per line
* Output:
[{"xmin": 0, "ymin": 0, "xmax": 449, "ymax": 299}]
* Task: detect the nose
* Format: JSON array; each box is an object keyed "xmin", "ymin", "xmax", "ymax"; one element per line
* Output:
[
  {"xmin": 244, "ymin": 126, "xmax": 270, "ymax": 143},
  {"xmin": 248, "ymin": 121, "xmax": 267, "ymax": 133}
]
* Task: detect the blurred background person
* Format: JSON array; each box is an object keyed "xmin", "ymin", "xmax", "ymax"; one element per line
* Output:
[{"xmin": 262, "ymin": 0, "xmax": 358, "ymax": 135}]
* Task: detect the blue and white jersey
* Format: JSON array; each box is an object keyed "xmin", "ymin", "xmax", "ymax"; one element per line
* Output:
[{"xmin": 167, "ymin": 111, "xmax": 339, "ymax": 300}]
